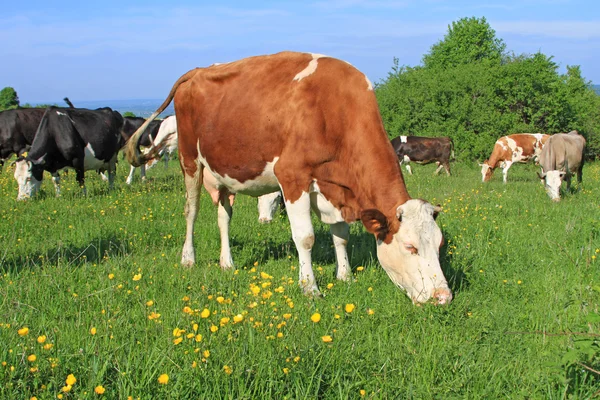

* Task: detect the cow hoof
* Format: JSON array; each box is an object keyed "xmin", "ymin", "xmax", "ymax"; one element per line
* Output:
[
  {"xmin": 258, "ymin": 218, "xmax": 272, "ymax": 224},
  {"xmin": 301, "ymin": 285, "xmax": 321, "ymax": 298},
  {"xmin": 181, "ymin": 257, "xmax": 195, "ymax": 268},
  {"xmin": 220, "ymin": 257, "xmax": 235, "ymax": 270}
]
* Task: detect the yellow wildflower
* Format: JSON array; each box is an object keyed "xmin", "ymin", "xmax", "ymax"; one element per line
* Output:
[
  {"xmin": 18, "ymin": 327, "xmax": 29, "ymax": 336},
  {"xmin": 345, "ymin": 304, "xmax": 355, "ymax": 313},
  {"xmin": 37, "ymin": 335, "xmax": 47, "ymax": 344},
  {"xmin": 321, "ymin": 335, "xmax": 333, "ymax": 343},
  {"xmin": 95, "ymin": 385, "xmax": 106, "ymax": 394},
  {"xmin": 200, "ymin": 308, "xmax": 211, "ymax": 318},
  {"xmin": 132, "ymin": 274, "xmax": 142, "ymax": 281},
  {"xmin": 27, "ymin": 354, "xmax": 36, "ymax": 362},
  {"xmin": 157, "ymin": 373, "xmax": 169, "ymax": 384},
  {"xmin": 223, "ymin": 365, "xmax": 233, "ymax": 375},
  {"xmin": 310, "ymin": 313, "xmax": 321, "ymax": 323},
  {"xmin": 233, "ymin": 314, "xmax": 244, "ymax": 323},
  {"xmin": 66, "ymin": 374, "xmax": 77, "ymax": 386},
  {"xmin": 90, "ymin": 327, "xmax": 97, "ymax": 335}
]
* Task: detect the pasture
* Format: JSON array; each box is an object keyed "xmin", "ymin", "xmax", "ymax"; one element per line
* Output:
[{"xmin": 1, "ymin": 160, "xmax": 599, "ymax": 398}]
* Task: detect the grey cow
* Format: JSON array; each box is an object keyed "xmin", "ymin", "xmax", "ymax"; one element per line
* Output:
[{"xmin": 537, "ymin": 130, "xmax": 586, "ymax": 201}]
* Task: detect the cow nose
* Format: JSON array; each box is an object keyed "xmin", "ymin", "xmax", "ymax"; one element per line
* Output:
[
  {"xmin": 258, "ymin": 217, "xmax": 272, "ymax": 224},
  {"xmin": 432, "ymin": 288, "xmax": 453, "ymax": 305},
  {"xmin": 552, "ymin": 197, "xmax": 561, "ymax": 203}
]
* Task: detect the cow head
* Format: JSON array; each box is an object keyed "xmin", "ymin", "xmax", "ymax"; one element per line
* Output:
[
  {"xmin": 479, "ymin": 161, "xmax": 493, "ymax": 182},
  {"xmin": 538, "ymin": 170, "xmax": 566, "ymax": 202},
  {"xmin": 361, "ymin": 199, "xmax": 452, "ymax": 305},
  {"xmin": 257, "ymin": 192, "xmax": 282, "ymax": 223},
  {"xmin": 13, "ymin": 158, "xmax": 43, "ymax": 200}
]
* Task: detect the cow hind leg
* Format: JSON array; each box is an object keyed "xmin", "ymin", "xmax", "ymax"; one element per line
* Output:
[
  {"xmin": 181, "ymin": 168, "xmax": 203, "ymax": 267},
  {"xmin": 217, "ymin": 191, "xmax": 235, "ymax": 270},
  {"xmin": 107, "ymin": 157, "xmax": 117, "ymax": 190},
  {"xmin": 51, "ymin": 173, "xmax": 61, "ymax": 197},
  {"xmin": 434, "ymin": 162, "xmax": 444, "ymax": 175},
  {"xmin": 140, "ymin": 164, "xmax": 147, "ymax": 182},
  {"xmin": 284, "ymin": 190, "xmax": 319, "ymax": 296},
  {"xmin": 330, "ymin": 222, "xmax": 350, "ymax": 281}
]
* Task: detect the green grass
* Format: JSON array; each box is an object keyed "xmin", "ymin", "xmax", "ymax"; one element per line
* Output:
[{"xmin": 1, "ymin": 160, "xmax": 599, "ymax": 399}]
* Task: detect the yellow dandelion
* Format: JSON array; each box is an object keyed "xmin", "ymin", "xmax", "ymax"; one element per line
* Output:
[
  {"xmin": 195, "ymin": 334, "xmax": 202, "ymax": 342},
  {"xmin": 326, "ymin": 283, "xmax": 334, "ymax": 289},
  {"xmin": 182, "ymin": 306, "xmax": 193, "ymax": 314},
  {"xmin": 220, "ymin": 317, "xmax": 230, "ymax": 326},
  {"xmin": 173, "ymin": 337, "xmax": 183, "ymax": 345},
  {"xmin": 210, "ymin": 325, "xmax": 218, "ymax": 333},
  {"xmin": 62, "ymin": 385, "xmax": 72, "ymax": 393},
  {"xmin": 43, "ymin": 343, "xmax": 54, "ymax": 350},
  {"xmin": 148, "ymin": 312, "xmax": 161, "ymax": 320},
  {"xmin": 182, "ymin": 295, "xmax": 190, "ymax": 301},
  {"xmin": 94, "ymin": 385, "xmax": 106, "ymax": 394},
  {"xmin": 345, "ymin": 304, "xmax": 355, "ymax": 313},
  {"xmin": 203, "ymin": 350, "xmax": 210, "ymax": 358},
  {"xmin": 223, "ymin": 365, "xmax": 233, "ymax": 375},
  {"xmin": 18, "ymin": 327, "xmax": 29, "ymax": 336},
  {"xmin": 66, "ymin": 374, "xmax": 77, "ymax": 386},
  {"xmin": 367, "ymin": 308, "xmax": 375, "ymax": 315},
  {"xmin": 321, "ymin": 335, "xmax": 333, "ymax": 343},
  {"xmin": 172, "ymin": 328, "xmax": 185, "ymax": 337},
  {"xmin": 200, "ymin": 308, "xmax": 211, "ymax": 318},
  {"xmin": 132, "ymin": 274, "xmax": 142, "ymax": 281},
  {"xmin": 283, "ymin": 367, "xmax": 289, "ymax": 374},
  {"xmin": 216, "ymin": 296, "xmax": 225, "ymax": 304},
  {"xmin": 192, "ymin": 361, "xmax": 198, "ymax": 368},
  {"xmin": 90, "ymin": 327, "xmax": 97, "ymax": 335},
  {"xmin": 233, "ymin": 314, "xmax": 244, "ymax": 323},
  {"xmin": 517, "ymin": 280, "xmax": 523, "ymax": 285},
  {"xmin": 37, "ymin": 335, "xmax": 47, "ymax": 344},
  {"xmin": 108, "ymin": 273, "xmax": 114, "ymax": 280},
  {"xmin": 27, "ymin": 354, "xmax": 36, "ymax": 362},
  {"xmin": 356, "ymin": 266, "xmax": 364, "ymax": 272},
  {"xmin": 360, "ymin": 389, "xmax": 366, "ymax": 396},
  {"xmin": 146, "ymin": 300, "xmax": 154, "ymax": 307},
  {"xmin": 260, "ymin": 271, "xmax": 273, "ymax": 280},
  {"xmin": 283, "ymin": 313, "xmax": 292, "ymax": 319},
  {"xmin": 193, "ymin": 323, "xmax": 199, "ymax": 332},
  {"xmin": 157, "ymin": 373, "xmax": 169, "ymax": 384},
  {"xmin": 310, "ymin": 313, "xmax": 321, "ymax": 323}
]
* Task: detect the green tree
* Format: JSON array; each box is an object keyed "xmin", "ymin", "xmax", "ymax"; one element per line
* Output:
[
  {"xmin": 123, "ymin": 111, "xmax": 137, "ymax": 118},
  {"xmin": 0, "ymin": 87, "xmax": 19, "ymax": 110},
  {"xmin": 422, "ymin": 17, "xmax": 506, "ymax": 69}
]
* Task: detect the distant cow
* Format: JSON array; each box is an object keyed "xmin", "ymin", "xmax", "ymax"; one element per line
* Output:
[
  {"xmin": 0, "ymin": 108, "xmax": 46, "ymax": 169},
  {"xmin": 480, "ymin": 133, "xmax": 550, "ymax": 183},
  {"xmin": 13, "ymin": 107, "xmax": 124, "ymax": 200},
  {"xmin": 390, "ymin": 135, "xmax": 454, "ymax": 176},
  {"xmin": 121, "ymin": 116, "xmax": 163, "ymax": 184},
  {"xmin": 145, "ymin": 115, "xmax": 178, "ymax": 172},
  {"xmin": 126, "ymin": 51, "xmax": 452, "ymax": 305},
  {"xmin": 538, "ymin": 131, "xmax": 586, "ymax": 201}
]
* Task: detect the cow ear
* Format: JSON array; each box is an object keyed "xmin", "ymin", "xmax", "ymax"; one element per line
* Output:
[
  {"xmin": 361, "ymin": 209, "xmax": 389, "ymax": 241},
  {"xmin": 433, "ymin": 204, "xmax": 442, "ymax": 220}
]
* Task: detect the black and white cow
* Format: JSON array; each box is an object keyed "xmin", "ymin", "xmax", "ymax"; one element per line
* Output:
[
  {"xmin": 390, "ymin": 135, "xmax": 454, "ymax": 176},
  {"xmin": 0, "ymin": 108, "xmax": 46, "ymax": 170},
  {"xmin": 121, "ymin": 116, "xmax": 163, "ymax": 184},
  {"xmin": 13, "ymin": 107, "xmax": 124, "ymax": 200}
]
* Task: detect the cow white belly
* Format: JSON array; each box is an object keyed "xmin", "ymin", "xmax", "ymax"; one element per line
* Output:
[
  {"xmin": 198, "ymin": 151, "xmax": 280, "ymax": 196},
  {"xmin": 84, "ymin": 144, "xmax": 109, "ymax": 170}
]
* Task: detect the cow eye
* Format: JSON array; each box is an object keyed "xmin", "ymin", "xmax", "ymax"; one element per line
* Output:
[{"xmin": 404, "ymin": 244, "xmax": 418, "ymax": 255}]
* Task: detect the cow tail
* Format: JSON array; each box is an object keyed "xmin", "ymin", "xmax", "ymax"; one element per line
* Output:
[
  {"xmin": 125, "ymin": 69, "xmax": 199, "ymax": 167},
  {"xmin": 450, "ymin": 138, "xmax": 455, "ymax": 161}
]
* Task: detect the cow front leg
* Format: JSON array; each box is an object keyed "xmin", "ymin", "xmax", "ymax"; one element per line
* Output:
[
  {"xmin": 218, "ymin": 191, "xmax": 234, "ymax": 270},
  {"xmin": 126, "ymin": 166, "xmax": 136, "ymax": 185},
  {"xmin": 444, "ymin": 162, "xmax": 451, "ymax": 176},
  {"xmin": 51, "ymin": 172, "xmax": 61, "ymax": 197},
  {"xmin": 181, "ymin": 169, "xmax": 203, "ymax": 266},
  {"xmin": 434, "ymin": 162, "xmax": 444, "ymax": 175},
  {"xmin": 140, "ymin": 164, "xmax": 147, "ymax": 182},
  {"xmin": 107, "ymin": 158, "xmax": 117, "ymax": 190},
  {"xmin": 330, "ymin": 222, "xmax": 350, "ymax": 281},
  {"xmin": 501, "ymin": 161, "xmax": 513, "ymax": 183},
  {"xmin": 285, "ymin": 191, "xmax": 319, "ymax": 296},
  {"xmin": 75, "ymin": 169, "xmax": 86, "ymax": 196}
]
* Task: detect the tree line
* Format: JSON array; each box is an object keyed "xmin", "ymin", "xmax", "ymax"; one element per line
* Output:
[{"xmin": 375, "ymin": 17, "xmax": 600, "ymax": 160}]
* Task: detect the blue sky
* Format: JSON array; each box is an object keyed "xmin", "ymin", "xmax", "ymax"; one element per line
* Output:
[{"xmin": 2, "ymin": 0, "xmax": 598, "ymax": 103}]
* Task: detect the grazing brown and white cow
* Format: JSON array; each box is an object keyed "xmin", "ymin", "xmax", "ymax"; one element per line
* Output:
[
  {"xmin": 126, "ymin": 51, "xmax": 451, "ymax": 305},
  {"xmin": 390, "ymin": 135, "xmax": 454, "ymax": 176},
  {"xmin": 480, "ymin": 133, "xmax": 550, "ymax": 183},
  {"xmin": 537, "ymin": 131, "xmax": 586, "ymax": 201}
]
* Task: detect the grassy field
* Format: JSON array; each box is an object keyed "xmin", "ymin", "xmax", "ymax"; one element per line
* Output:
[{"xmin": 1, "ymin": 159, "xmax": 599, "ymax": 399}]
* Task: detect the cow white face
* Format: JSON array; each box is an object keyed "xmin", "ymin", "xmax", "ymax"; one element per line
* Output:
[
  {"xmin": 540, "ymin": 170, "xmax": 566, "ymax": 202},
  {"xmin": 13, "ymin": 159, "xmax": 42, "ymax": 200},
  {"xmin": 480, "ymin": 161, "xmax": 492, "ymax": 182},
  {"xmin": 257, "ymin": 192, "xmax": 282, "ymax": 223},
  {"xmin": 363, "ymin": 199, "xmax": 452, "ymax": 304}
]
